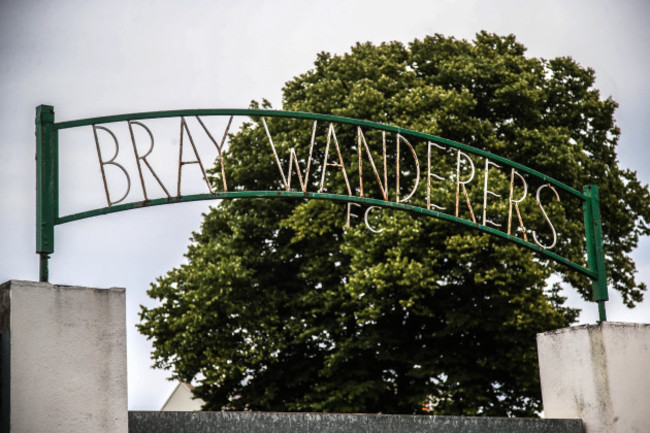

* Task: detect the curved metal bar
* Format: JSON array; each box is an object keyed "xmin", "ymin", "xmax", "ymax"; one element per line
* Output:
[
  {"xmin": 53, "ymin": 109, "xmax": 587, "ymax": 200},
  {"xmin": 55, "ymin": 190, "xmax": 596, "ymax": 279}
]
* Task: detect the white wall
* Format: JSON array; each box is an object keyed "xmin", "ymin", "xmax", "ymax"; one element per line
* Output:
[
  {"xmin": 160, "ymin": 382, "xmax": 205, "ymax": 411},
  {"xmin": 537, "ymin": 322, "xmax": 650, "ymax": 433},
  {"xmin": 0, "ymin": 280, "xmax": 127, "ymax": 433}
]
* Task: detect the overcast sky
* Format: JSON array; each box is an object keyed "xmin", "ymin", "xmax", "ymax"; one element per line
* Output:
[{"xmin": 1, "ymin": 0, "xmax": 648, "ymax": 410}]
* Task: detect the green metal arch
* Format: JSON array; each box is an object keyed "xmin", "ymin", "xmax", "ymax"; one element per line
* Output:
[{"xmin": 37, "ymin": 106, "xmax": 608, "ymax": 320}]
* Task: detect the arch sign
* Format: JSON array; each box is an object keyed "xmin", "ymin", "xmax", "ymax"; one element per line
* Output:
[{"xmin": 35, "ymin": 105, "xmax": 608, "ymax": 321}]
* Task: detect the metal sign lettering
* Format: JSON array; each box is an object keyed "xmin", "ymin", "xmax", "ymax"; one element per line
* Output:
[{"xmin": 35, "ymin": 105, "xmax": 609, "ymax": 321}]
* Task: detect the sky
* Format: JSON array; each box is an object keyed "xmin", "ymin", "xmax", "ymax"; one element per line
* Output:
[{"xmin": 1, "ymin": 0, "xmax": 648, "ymax": 410}]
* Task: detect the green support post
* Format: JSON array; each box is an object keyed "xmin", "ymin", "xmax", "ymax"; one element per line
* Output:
[
  {"xmin": 36, "ymin": 105, "xmax": 57, "ymax": 282},
  {"xmin": 583, "ymin": 184, "xmax": 608, "ymax": 321}
]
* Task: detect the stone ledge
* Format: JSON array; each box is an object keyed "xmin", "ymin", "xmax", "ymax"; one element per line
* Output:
[{"xmin": 129, "ymin": 411, "xmax": 584, "ymax": 433}]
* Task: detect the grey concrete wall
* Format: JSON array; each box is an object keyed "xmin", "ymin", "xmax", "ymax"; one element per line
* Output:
[
  {"xmin": 129, "ymin": 411, "xmax": 584, "ymax": 433},
  {"xmin": 1, "ymin": 285, "xmax": 11, "ymax": 433},
  {"xmin": 537, "ymin": 322, "xmax": 650, "ymax": 433},
  {"xmin": 0, "ymin": 280, "xmax": 127, "ymax": 433}
]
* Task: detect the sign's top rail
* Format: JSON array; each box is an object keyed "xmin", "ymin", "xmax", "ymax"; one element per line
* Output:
[{"xmin": 54, "ymin": 108, "xmax": 588, "ymax": 201}]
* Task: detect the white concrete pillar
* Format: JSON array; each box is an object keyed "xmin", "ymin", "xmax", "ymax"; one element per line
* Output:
[
  {"xmin": 537, "ymin": 322, "xmax": 650, "ymax": 433},
  {"xmin": 0, "ymin": 280, "xmax": 127, "ymax": 433}
]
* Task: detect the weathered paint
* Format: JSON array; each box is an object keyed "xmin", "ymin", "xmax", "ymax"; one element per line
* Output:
[
  {"xmin": 128, "ymin": 411, "xmax": 583, "ymax": 433},
  {"xmin": 0, "ymin": 280, "xmax": 127, "ymax": 433},
  {"xmin": 537, "ymin": 322, "xmax": 650, "ymax": 433}
]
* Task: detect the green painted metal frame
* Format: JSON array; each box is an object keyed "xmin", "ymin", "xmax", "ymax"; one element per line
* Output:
[
  {"xmin": 35, "ymin": 105, "xmax": 609, "ymax": 320},
  {"xmin": 36, "ymin": 105, "xmax": 57, "ymax": 283}
]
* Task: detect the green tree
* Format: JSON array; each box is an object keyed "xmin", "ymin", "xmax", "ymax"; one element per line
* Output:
[{"xmin": 138, "ymin": 32, "xmax": 650, "ymax": 416}]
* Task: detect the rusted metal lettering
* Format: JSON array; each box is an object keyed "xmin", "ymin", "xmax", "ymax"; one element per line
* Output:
[
  {"xmin": 92, "ymin": 125, "xmax": 131, "ymax": 206},
  {"xmin": 319, "ymin": 123, "xmax": 352, "ymax": 195},
  {"xmin": 128, "ymin": 121, "xmax": 171, "ymax": 201},
  {"xmin": 346, "ymin": 202, "xmax": 362, "ymax": 228},
  {"xmin": 533, "ymin": 184, "xmax": 560, "ymax": 249},
  {"xmin": 482, "ymin": 159, "xmax": 502, "ymax": 228},
  {"xmin": 396, "ymin": 134, "xmax": 420, "ymax": 204},
  {"xmin": 177, "ymin": 117, "xmax": 213, "ymax": 197},
  {"xmin": 364, "ymin": 206, "xmax": 383, "ymax": 233},
  {"xmin": 357, "ymin": 127, "xmax": 388, "ymax": 200},
  {"xmin": 195, "ymin": 115, "xmax": 232, "ymax": 192},
  {"xmin": 507, "ymin": 168, "xmax": 528, "ymax": 241},
  {"xmin": 426, "ymin": 141, "xmax": 447, "ymax": 211},
  {"xmin": 455, "ymin": 150, "xmax": 476, "ymax": 224},
  {"xmin": 263, "ymin": 117, "xmax": 317, "ymax": 192}
]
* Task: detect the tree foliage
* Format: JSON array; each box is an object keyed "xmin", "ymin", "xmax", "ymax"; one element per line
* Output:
[{"xmin": 138, "ymin": 32, "xmax": 650, "ymax": 416}]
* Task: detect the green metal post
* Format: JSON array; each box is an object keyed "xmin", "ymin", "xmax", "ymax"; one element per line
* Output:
[
  {"xmin": 583, "ymin": 184, "xmax": 608, "ymax": 321},
  {"xmin": 36, "ymin": 105, "xmax": 57, "ymax": 282}
]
